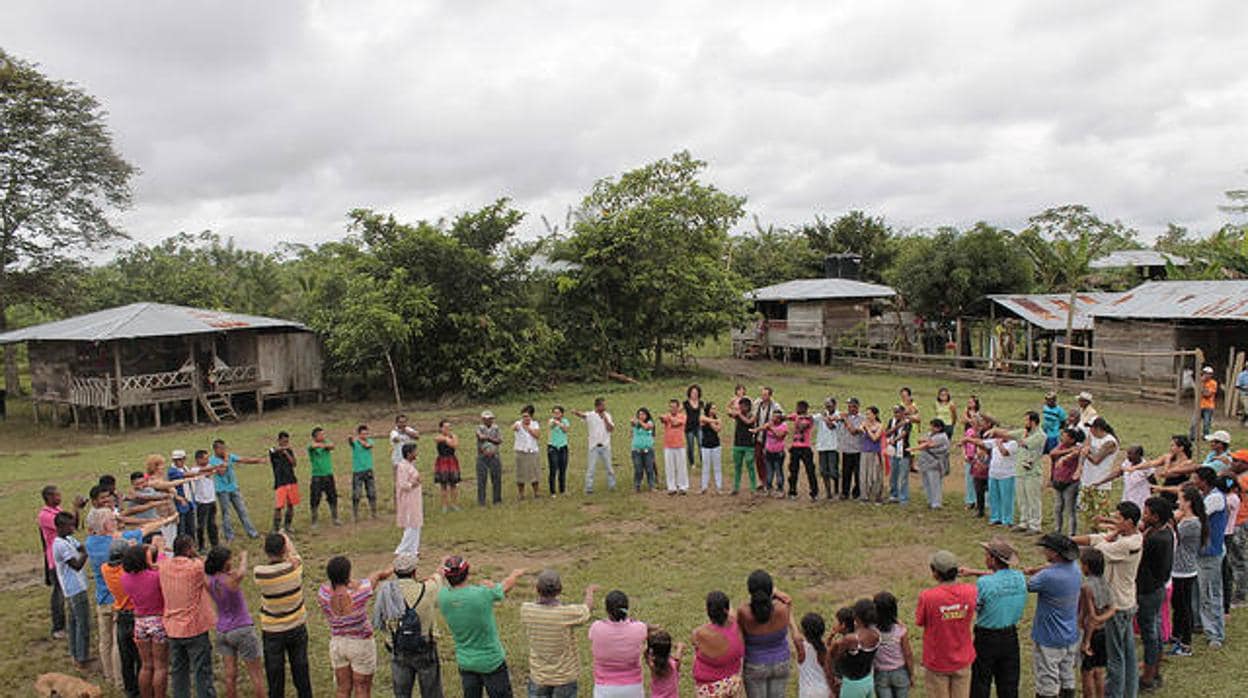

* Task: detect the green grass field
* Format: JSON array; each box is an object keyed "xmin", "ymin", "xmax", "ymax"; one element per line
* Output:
[{"xmin": 2, "ymin": 357, "xmax": 1245, "ymax": 696}]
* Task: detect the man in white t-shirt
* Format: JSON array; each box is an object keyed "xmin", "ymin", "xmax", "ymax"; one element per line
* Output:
[
  {"xmin": 983, "ymin": 436, "xmax": 1019, "ymax": 527},
  {"xmin": 814, "ymin": 397, "xmax": 843, "ymax": 500},
  {"xmin": 186, "ymin": 449, "xmax": 219, "ymax": 552},
  {"xmin": 390, "ymin": 414, "xmax": 420, "ymax": 469},
  {"xmin": 573, "ymin": 398, "xmax": 615, "ymax": 494}
]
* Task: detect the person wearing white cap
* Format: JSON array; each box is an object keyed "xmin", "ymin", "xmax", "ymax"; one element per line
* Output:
[
  {"xmin": 1203, "ymin": 430, "xmax": 1233, "ymax": 467},
  {"xmin": 1075, "ymin": 392, "xmax": 1097, "ymax": 433},
  {"xmin": 373, "ymin": 553, "xmax": 446, "ymax": 698},
  {"xmin": 1193, "ymin": 366, "xmax": 1219, "ymax": 440},
  {"xmin": 167, "ymin": 450, "xmax": 197, "ymax": 541},
  {"xmin": 475, "ymin": 411, "xmax": 503, "ymax": 506}
]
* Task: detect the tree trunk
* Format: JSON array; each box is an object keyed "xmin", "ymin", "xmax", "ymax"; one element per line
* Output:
[
  {"xmin": 653, "ymin": 336, "xmax": 664, "ymax": 373},
  {"xmin": 1064, "ymin": 287, "xmax": 1077, "ymax": 379},
  {"xmin": 384, "ymin": 349, "xmax": 402, "ymax": 408},
  {"xmin": 0, "ymin": 302, "xmax": 17, "ymax": 397}
]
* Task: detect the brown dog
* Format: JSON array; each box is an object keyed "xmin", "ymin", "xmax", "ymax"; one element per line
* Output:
[{"xmin": 33, "ymin": 672, "xmax": 103, "ymax": 698}]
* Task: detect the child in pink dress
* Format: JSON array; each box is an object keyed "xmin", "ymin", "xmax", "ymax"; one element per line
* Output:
[{"xmin": 646, "ymin": 629, "xmax": 685, "ymax": 698}]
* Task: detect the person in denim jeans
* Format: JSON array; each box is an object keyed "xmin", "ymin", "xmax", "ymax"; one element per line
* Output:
[
  {"xmin": 873, "ymin": 591, "xmax": 915, "ymax": 698},
  {"xmin": 887, "ymin": 405, "xmax": 913, "ymax": 504},
  {"xmin": 737, "ymin": 570, "xmax": 792, "ymax": 698},
  {"xmin": 630, "ymin": 408, "xmax": 658, "ymax": 492},
  {"xmin": 374, "ymin": 554, "xmax": 445, "ymax": 698},
  {"xmin": 1136, "ymin": 497, "xmax": 1174, "ymax": 691},
  {"xmin": 210, "ymin": 439, "xmax": 263, "ymax": 541},
  {"xmin": 51, "ymin": 512, "xmax": 91, "ymax": 669},
  {"xmin": 575, "ymin": 399, "xmax": 617, "ymax": 494}
]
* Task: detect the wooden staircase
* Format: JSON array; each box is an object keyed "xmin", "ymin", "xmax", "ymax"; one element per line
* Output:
[{"xmin": 199, "ymin": 392, "xmax": 239, "ymax": 424}]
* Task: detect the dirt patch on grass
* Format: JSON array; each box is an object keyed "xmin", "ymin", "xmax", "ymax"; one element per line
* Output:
[
  {"xmin": 0, "ymin": 553, "xmax": 45, "ymax": 592},
  {"xmin": 868, "ymin": 544, "xmax": 935, "ymax": 579}
]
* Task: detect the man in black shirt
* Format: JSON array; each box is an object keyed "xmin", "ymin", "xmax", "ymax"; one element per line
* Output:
[
  {"xmin": 1137, "ymin": 497, "xmax": 1174, "ymax": 691},
  {"xmin": 269, "ymin": 431, "xmax": 300, "ymax": 534}
]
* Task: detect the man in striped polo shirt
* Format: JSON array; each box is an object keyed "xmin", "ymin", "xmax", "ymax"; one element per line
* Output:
[{"xmin": 253, "ymin": 532, "xmax": 312, "ymax": 697}]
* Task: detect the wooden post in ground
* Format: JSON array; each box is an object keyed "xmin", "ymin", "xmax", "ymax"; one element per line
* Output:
[
  {"xmin": 71, "ymin": 404, "xmax": 79, "ymax": 431},
  {"xmin": 256, "ymin": 389, "xmax": 264, "ymax": 417},
  {"xmin": 153, "ymin": 402, "xmax": 161, "ymax": 429},
  {"xmin": 1193, "ymin": 348, "xmax": 1205, "ymax": 457},
  {"xmin": 32, "ymin": 400, "xmax": 39, "ymax": 425},
  {"xmin": 114, "ymin": 341, "xmax": 125, "ymax": 434}
]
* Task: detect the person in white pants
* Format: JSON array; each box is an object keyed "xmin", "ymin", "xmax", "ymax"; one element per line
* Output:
[
  {"xmin": 660, "ymin": 399, "xmax": 690, "ymax": 494},
  {"xmin": 394, "ymin": 443, "xmax": 423, "ymax": 556},
  {"xmin": 700, "ymin": 402, "xmax": 724, "ymax": 493}
]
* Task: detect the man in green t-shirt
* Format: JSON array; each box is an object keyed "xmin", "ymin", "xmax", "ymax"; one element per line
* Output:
[
  {"xmin": 437, "ymin": 556, "xmax": 525, "ymax": 698},
  {"xmin": 347, "ymin": 424, "xmax": 377, "ymax": 521},
  {"xmin": 307, "ymin": 426, "xmax": 340, "ymax": 527}
]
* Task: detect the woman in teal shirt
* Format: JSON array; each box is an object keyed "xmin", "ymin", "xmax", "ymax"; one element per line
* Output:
[
  {"xmin": 546, "ymin": 406, "xmax": 571, "ymax": 496},
  {"xmin": 630, "ymin": 408, "xmax": 657, "ymax": 492}
]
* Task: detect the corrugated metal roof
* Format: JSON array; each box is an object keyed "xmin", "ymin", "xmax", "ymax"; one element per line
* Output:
[
  {"xmin": 1091, "ymin": 280, "xmax": 1248, "ymax": 321},
  {"xmin": 1089, "ymin": 250, "xmax": 1187, "ymax": 269},
  {"xmin": 988, "ymin": 292, "xmax": 1121, "ymax": 331},
  {"xmin": 0, "ymin": 303, "xmax": 310, "ymax": 344},
  {"xmin": 746, "ymin": 278, "xmax": 897, "ymax": 302}
]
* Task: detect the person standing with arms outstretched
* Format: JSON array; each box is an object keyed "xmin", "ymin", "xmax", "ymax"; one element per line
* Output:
[
  {"xmin": 438, "ymin": 557, "xmax": 525, "ymax": 698},
  {"xmin": 210, "ymin": 439, "xmax": 264, "ymax": 541},
  {"xmin": 390, "ymin": 414, "xmax": 420, "ymax": 472},
  {"xmin": 575, "ymin": 398, "xmax": 617, "ymax": 494}
]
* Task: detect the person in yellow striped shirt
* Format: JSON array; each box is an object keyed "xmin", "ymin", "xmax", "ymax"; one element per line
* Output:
[{"xmin": 253, "ymin": 532, "xmax": 312, "ymax": 697}]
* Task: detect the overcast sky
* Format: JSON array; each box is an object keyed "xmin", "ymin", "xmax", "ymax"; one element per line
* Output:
[{"xmin": 7, "ymin": 2, "xmax": 1248, "ymax": 249}]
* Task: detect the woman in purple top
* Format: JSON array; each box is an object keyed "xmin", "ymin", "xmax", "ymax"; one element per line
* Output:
[
  {"xmin": 737, "ymin": 569, "xmax": 793, "ymax": 698},
  {"xmin": 204, "ymin": 546, "xmax": 266, "ymax": 698}
]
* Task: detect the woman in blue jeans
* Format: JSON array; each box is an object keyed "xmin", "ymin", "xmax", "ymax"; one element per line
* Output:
[
  {"xmin": 737, "ymin": 570, "xmax": 792, "ymax": 698},
  {"xmin": 871, "ymin": 592, "xmax": 915, "ymax": 697}
]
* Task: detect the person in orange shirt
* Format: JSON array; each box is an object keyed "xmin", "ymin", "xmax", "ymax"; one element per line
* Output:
[
  {"xmin": 159, "ymin": 535, "xmax": 217, "ymax": 697},
  {"xmin": 659, "ymin": 399, "xmax": 689, "ymax": 495},
  {"xmin": 1196, "ymin": 366, "xmax": 1219, "ymax": 439}
]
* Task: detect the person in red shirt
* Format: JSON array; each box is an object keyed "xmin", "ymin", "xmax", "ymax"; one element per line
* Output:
[
  {"xmin": 916, "ymin": 550, "xmax": 977, "ymax": 698},
  {"xmin": 38, "ymin": 484, "xmax": 85, "ymax": 639}
]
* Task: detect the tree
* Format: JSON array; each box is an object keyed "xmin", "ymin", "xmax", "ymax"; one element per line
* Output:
[
  {"xmin": 1015, "ymin": 205, "xmax": 1138, "ymax": 346},
  {"xmin": 887, "ymin": 223, "xmax": 1033, "ymax": 321},
  {"xmin": 727, "ymin": 216, "xmax": 822, "ymax": 288},
  {"xmin": 554, "ymin": 151, "xmax": 747, "ymax": 373},
  {"xmin": 798, "ymin": 210, "xmax": 896, "ymax": 283},
  {"xmin": 1221, "ymin": 170, "xmax": 1248, "ymax": 215},
  {"xmin": 0, "ymin": 50, "xmax": 136, "ymax": 394}
]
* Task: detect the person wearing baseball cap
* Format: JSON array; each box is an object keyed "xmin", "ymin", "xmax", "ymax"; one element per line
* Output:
[
  {"xmin": 373, "ymin": 552, "xmax": 446, "ymax": 697},
  {"xmin": 916, "ymin": 550, "xmax": 977, "ymax": 696},
  {"xmin": 1025, "ymin": 533, "xmax": 1082, "ymax": 698},
  {"xmin": 475, "ymin": 411, "xmax": 503, "ymax": 507},
  {"xmin": 437, "ymin": 557, "xmax": 525, "ymax": 697},
  {"xmin": 1204, "ymin": 430, "xmax": 1233, "ymax": 468},
  {"xmin": 1197, "ymin": 366, "xmax": 1219, "ymax": 439},
  {"xmin": 958, "ymin": 538, "xmax": 1026, "ymax": 698},
  {"xmin": 166, "ymin": 449, "xmax": 198, "ymax": 541}
]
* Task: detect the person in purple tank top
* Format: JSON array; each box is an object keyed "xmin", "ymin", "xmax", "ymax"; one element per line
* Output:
[
  {"xmin": 737, "ymin": 570, "xmax": 793, "ymax": 698},
  {"xmin": 205, "ymin": 546, "xmax": 267, "ymax": 698}
]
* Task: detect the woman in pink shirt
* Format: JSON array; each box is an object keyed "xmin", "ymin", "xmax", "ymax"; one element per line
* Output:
[
  {"xmin": 121, "ymin": 542, "xmax": 168, "ymax": 698},
  {"xmin": 692, "ymin": 591, "xmax": 746, "ymax": 697},
  {"xmin": 589, "ymin": 590, "xmax": 649, "ymax": 698},
  {"xmin": 753, "ymin": 412, "xmax": 789, "ymax": 497}
]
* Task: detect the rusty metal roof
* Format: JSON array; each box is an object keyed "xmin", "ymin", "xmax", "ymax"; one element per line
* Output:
[
  {"xmin": 746, "ymin": 278, "xmax": 897, "ymax": 302},
  {"xmin": 1089, "ymin": 250, "xmax": 1187, "ymax": 269},
  {"xmin": 1091, "ymin": 280, "xmax": 1248, "ymax": 321},
  {"xmin": 988, "ymin": 292, "xmax": 1121, "ymax": 331},
  {"xmin": 0, "ymin": 303, "xmax": 310, "ymax": 344}
]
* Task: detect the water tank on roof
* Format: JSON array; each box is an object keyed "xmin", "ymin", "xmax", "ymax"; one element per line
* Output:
[{"xmin": 824, "ymin": 253, "xmax": 862, "ymax": 280}]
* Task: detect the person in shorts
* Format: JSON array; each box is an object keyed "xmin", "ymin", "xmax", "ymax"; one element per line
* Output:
[
  {"xmin": 318, "ymin": 555, "xmax": 395, "ymax": 696},
  {"xmin": 270, "ymin": 431, "xmax": 301, "ymax": 534},
  {"xmin": 1026, "ymin": 534, "xmax": 1082, "ymax": 698},
  {"xmin": 205, "ymin": 545, "xmax": 266, "ymax": 698}
]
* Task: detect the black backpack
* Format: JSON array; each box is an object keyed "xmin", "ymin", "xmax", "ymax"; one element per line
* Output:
[{"xmin": 392, "ymin": 582, "xmax": 432, "ymax": 655}]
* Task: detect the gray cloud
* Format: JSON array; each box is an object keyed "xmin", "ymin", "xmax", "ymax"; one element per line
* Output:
[{"xmin": 5, "ymin": 0, "xmax": 1247, "ymax": 252}]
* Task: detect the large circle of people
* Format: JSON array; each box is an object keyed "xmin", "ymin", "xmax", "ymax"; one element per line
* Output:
[{"xmin": 36, "ymin": 379, "xmax": 1247, "ymax": 698}]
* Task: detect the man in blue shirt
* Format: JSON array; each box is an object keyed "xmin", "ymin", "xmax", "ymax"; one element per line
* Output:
[
  {"xmin": 84, "ymin": 499, "xmax": 176, "ymax": 689},
  {"xmin": 1027, "ymin": 533, "xmax": 1082, "ymax": 698},
  {"xmin": 167, "ymin": 450, "xmax": 197, "ymax": 540},
  {"xmin": 210, "ymin": 438, "xmax": 265, "ymax": 541},
  {"xmin": 1041, "ymin": 392, "xmax": 1067, "ymax": 453},
  {"xmin": 1237, "ymin": 367, "xmax": 1248, "ymax": 426},
  {"xmin": 960, "ymin": 538, "xmax": 1027, "ymax": 698}
]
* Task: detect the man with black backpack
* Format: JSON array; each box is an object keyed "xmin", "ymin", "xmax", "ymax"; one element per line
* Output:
[{"xmin": 374, "ymin": 553, "xmax": 446, "ymax": 698}]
